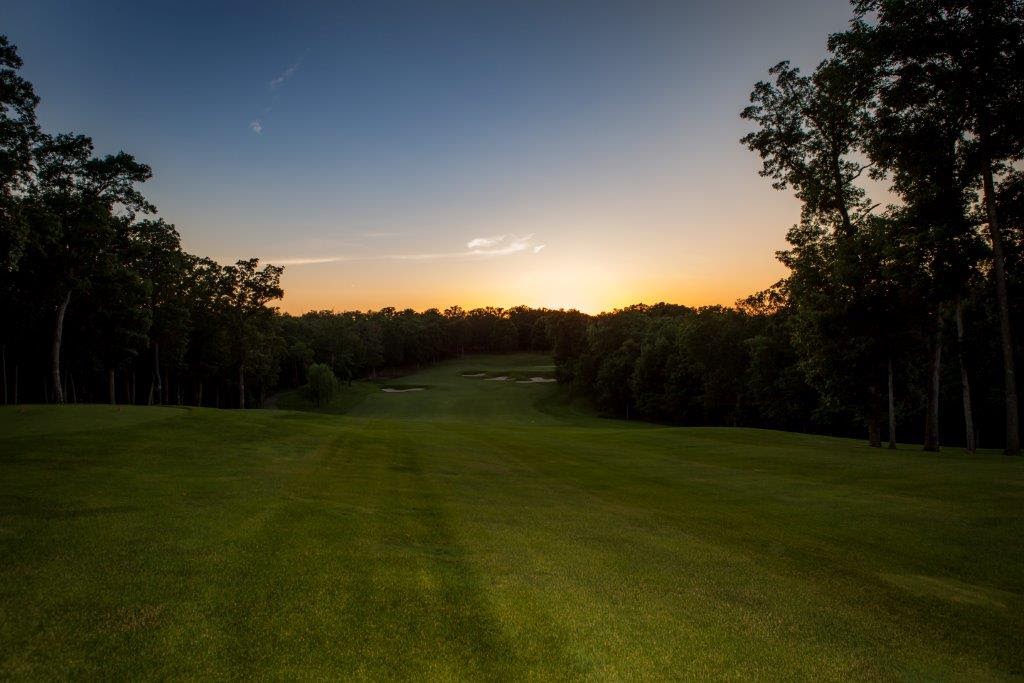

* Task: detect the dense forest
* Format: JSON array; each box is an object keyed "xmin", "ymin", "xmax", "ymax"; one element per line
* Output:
[{"xmin": 2, "ymin": 0, "xmax": 1022, "ymax": 453}]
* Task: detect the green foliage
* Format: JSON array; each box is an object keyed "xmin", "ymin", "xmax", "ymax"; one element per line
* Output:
[
  {"xmin": 305, "ymin": 363, "xmax": 337, "ymax": 407},
  {"xmin": 559, "ymin": 304, "xmax": 808, "ymax": 428}
]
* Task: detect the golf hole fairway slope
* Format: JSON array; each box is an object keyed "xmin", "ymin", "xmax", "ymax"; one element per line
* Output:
[{"xmin": 1, "ymin": 354, "xmax": 1022, "ymax": 680}]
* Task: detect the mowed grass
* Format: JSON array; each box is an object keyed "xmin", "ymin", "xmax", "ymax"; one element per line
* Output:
[
  {"xmin": 275, "ymin": 354, "xmax": 570, "ymax": 423},
  {"xmin": 1, "ymin": 355, "xmax": 1022, "ymax": 679}
]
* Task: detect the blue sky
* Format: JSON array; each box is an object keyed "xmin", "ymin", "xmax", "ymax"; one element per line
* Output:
[{"xmin": 4, "ymin": 0, "xmax": 857, "ymax": 312}]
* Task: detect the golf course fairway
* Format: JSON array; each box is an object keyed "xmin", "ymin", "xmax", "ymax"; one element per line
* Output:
[{"xmin": 1, "ymin": 354, "xmax": 1022, "ymax": 679}]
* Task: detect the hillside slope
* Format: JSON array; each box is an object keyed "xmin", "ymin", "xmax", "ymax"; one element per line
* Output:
[{"xmin": 1, "ymin": 355, "xmax": 1022, "ymax": 679}]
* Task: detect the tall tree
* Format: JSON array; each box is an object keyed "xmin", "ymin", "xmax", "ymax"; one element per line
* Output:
[
  {"xmin": 222, "ymin": 258, "xmax": 283, "ymax": 408},
  {"xmin": 742, "ymin": 57, "xmax": 888, "ymax": 444},
  {"xmin": 865, "ymin": 77, "xmax": 982, "ymax": 451},
  {"xmin": 838, "ymin": 0, "xmax": 1024, "ymax": 452},
  {"xmin": 183, "ymin": 257, "xmax": 232, "ymax": 406},
  {"xmin": 88, "ymin": 223, "xmax": 151, "ymax": 404},
  {"xmin": 27, "ymin": 134, "xmax": 153, "ymax": 403},
  {"xmin": 0, "ymin": 36, "xmax": 39, "ymax": 405},
  {"xmin": 126, "ymin": 219, "xmax": 190, "ymax": 404}
]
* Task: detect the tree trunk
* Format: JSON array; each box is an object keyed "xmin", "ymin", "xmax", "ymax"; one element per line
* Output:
[
  {"xmin": 868, "ymin": 415, "xmax": 881, "ymax": 449},
  {"xmin": 69, "ymin": 373, "xmax": 76, "ymax": 404},
  {"xmin": 238, "ymin": 362, "xmax": 246, "ymax": 409},
  {"xmin": 197, "ymin": 381, "xmax": 203, "ymax": 407},
  {"xmin": 2, "ymin": 344, "xmax": 6, "ymax": 405},
  {"xmin": 887, "ymin": 356, "xmax": 896, "ymax": 450},
  {"xmin": 955, "ymin": 299, "xmax": 976, "ymax": 453},
  {"xmin": 866, "ymin": 380, "xmax": 882, "ymax": 448},
  {"xmin": 923, "ymin": 324, "xmax": 942, "ymax": 452},
  {"xmin": 982, "ymin": 160, "xmax": 1020, "ymax": 455},
  {"xmin": 153, "ymin": 342, "xmax": 162, "ymax": 406},
  {"xmin": 51, "ymin": 290, "xmax": 71, "ymax": 404},
  {"xmin": 108, "ymin": 368, "xmax": 116, "ymax": 405},
  {"xmin": 832, "ymin": 154, "xmax": 854, "ymax": 237}
]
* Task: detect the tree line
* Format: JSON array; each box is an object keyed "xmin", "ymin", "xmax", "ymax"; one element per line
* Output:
[
  {"xmin": 548, "ymin": 294, "xmax": 1020, "ymax": 450},
  {"xmin": 277, "ymin": 305, "xmax": 554, "ymax": 389}
]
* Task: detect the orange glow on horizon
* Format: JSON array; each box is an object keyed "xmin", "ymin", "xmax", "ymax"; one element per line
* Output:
[{"xmin": 274, "ymin": 260, "xmax": 787, "ymax": 315}]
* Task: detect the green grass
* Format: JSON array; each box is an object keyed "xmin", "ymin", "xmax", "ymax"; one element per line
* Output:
[{"xmin": 1, "ymin": 354, "xmax": 1022, "ymax": 679}]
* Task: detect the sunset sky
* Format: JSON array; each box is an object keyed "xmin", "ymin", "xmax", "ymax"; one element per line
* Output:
[{"xmin": 6, "ymin": 0, "xmax": 856, "ymax": 313}]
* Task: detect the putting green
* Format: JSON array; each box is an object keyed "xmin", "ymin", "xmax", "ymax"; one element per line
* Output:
[{"xmin": 1, "ymin": 354, "xmax": 1022, "ymax": 679}]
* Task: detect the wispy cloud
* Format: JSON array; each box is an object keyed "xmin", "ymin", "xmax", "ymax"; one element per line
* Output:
[
  {"xmin": 467, "ymin": 235, "xmax": 505, "ymax": 249},
  {"xmin": 268, "ymin": 234, "xmax": 547, "ymax": 266},
  {"xmin": 273, "ymin": 256, "xmax": 342, "ymax": 265},
  {"xmin": 361, "ymin": 230, "xmax": 406, "ymax": 239},
  {"xmin": 249, "ymin": 52, "xmax": 307, "ymax": 134},
  {"xmin": 466, "ymin": 234, "xmax": 543, "ymax": 256},
  {"xmin": 269, "ymin": 62, "xmax": 300, "ymax": 89}
]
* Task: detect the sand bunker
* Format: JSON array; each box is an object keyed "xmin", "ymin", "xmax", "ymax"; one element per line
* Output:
[
  {"xmin": 485, "ymin": 376, "xmax": 511, "ymax": 381},
  {"xmin": 381, "ymin": 387, "xmax": 425, "ymax": 393},
  {"xmin": 461, "ymin": 373, "xmax": 486, "ymax": 377},
  {"xmin": 516, "ymin": 377, "xmax": 557, "ymax": 384}
]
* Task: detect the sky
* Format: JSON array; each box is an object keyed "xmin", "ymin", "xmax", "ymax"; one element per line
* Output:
[{"xmin": 4, "ymin": 0, "xmax": 857, "ymax": 314}]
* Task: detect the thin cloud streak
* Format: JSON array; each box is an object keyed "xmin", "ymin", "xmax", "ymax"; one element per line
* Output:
[
  {"xmin": 361, "ymin": 230, "xmax": 406, "ymax": 238},
  {"xmin": 250, "ymin": 52, "xmax": 306, "ymax": 133},
  {"xmin": 270, "ymin": 234, "xmax": 546, "ymax": 266},
  {"xmin": 269, "ymin": 63, "xmax": 299, "ymax": 89}
]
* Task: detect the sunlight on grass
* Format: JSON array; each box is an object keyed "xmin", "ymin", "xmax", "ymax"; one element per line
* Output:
[{"xmin": 1, "ymin": 355, "xmax": 1022, "ymax": 679}]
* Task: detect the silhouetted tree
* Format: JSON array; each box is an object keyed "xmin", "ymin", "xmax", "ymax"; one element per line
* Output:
[
  {"xmin": 222, "ymin": 259, "xmax": 284, "ymax": 408},
  {"xmin": 834, "ymin": 0, "xmax": 1024, "ymax": 452}
]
